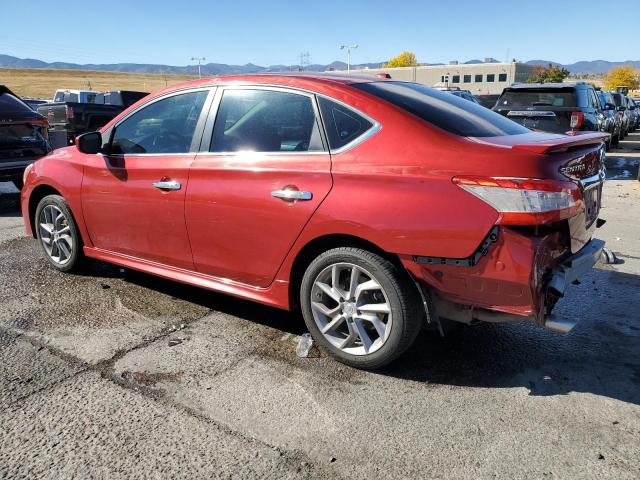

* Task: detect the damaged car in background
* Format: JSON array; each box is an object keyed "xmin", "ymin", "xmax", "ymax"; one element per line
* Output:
[{"xmin": 20, "ymin": 75, "xmax": 606, "ymax": 369}]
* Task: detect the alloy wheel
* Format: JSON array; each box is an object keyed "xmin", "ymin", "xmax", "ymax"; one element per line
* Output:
[
  {"xmin": 38, "ymin": 204, "xmax": 74, "ymax": 265},
  {"xmin": 310, "ymin": 262, "xmax": 392, "ymax": 355}
]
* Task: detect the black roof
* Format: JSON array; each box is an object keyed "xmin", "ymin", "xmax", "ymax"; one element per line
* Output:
[
  {"xmin": 0, "ymin": 85, "xmax": 18, "ymax": 96},
  {"xmin": 507, "ymin": 82, "xmax": 590, "ymax": 90}
]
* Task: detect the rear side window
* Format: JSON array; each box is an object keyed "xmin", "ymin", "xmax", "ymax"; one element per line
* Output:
[
  {"xmin": 318, "ymin": 97, "xmax": 374, "ymax": 150},
  {"xmin": 496, "ymin": 88, "xmax": 577, "ymax": 108},
  {"xmin": 210, "ymin": 89, "xmax": 323, "ymax": 153},
  {"xmin": 354, "ymin": 81, "xmax": 528, "ymax": 137},
  {"xmin": 111, "ymin": 90, "xmax": 207, "ymax": 154}
]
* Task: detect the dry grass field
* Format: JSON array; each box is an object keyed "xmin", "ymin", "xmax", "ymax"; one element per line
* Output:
[{"xmin": 0, "ymin": 68, "xmax": 198, "ymax": 99}]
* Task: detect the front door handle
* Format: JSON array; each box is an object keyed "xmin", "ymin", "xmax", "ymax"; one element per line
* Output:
[
  {"xmin": 152, "ymin": 180, "xmax": 181, "ymax": 191},
  {"xmin": 271, "ymin": 188, "xmax": 313, "ymax": 202}
]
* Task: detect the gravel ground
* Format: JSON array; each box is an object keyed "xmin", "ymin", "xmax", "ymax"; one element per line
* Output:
[{"xmin": 0, "ymin": 135, "xmax": 639, "ymax": 479}]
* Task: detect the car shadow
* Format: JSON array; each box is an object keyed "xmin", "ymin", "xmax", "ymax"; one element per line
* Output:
[
  {"xmin": 87, "ymin": 259, "xmax": 640, "ymax": 407},
  {"xmin": 382, "ymin": 267, "xmax": 640, "ymax": 406},
  {"xmin": 81, "ymin": 258, "xmax": 306, "ymax": 336}
]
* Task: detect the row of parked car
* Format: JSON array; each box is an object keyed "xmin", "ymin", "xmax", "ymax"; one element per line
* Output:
[{"xmin": 444, "ymin": 83, "xmax": 640, "ymax": 150}]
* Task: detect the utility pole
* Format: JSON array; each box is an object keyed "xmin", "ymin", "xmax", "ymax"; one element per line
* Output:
[
  {"xmin": 339, "ymin": 44, "xmax": 358, "ymax": 74},
  {"xmin": 298, "ymin": 51, "xmax": 311, "ymax": 71},
  {"xmin": 190, "ymin": 56, "xmax": 206, "ymax": 78}
]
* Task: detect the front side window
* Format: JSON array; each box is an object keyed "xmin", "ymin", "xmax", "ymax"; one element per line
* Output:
[
  {"xmin": 111, "ymin": 90, "xmax": 208, "ymax": 154},
  {"xmin": 318, "ymin": 97, "xmax": 374, "ymax": 150},
  {"xmin": 210, "ymin": 89, "xmax": 322, "ymax": 152},
  {"xmin": 354, "ymin": 81, "xmax": 529, "ymax": 137}
]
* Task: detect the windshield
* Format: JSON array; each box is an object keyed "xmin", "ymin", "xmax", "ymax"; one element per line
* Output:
[
  {"xmin": 496, "ymin": 88, "xmax": 577, "ymax": 109},
  {"xmin": 353, "ymin": 81, "xmax": 529, "ymax": 137}
]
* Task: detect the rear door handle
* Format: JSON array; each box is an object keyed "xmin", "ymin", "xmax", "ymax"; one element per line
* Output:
[
  {"xmin": 271, "ymin": 188, "xmax": 313, "ymax": 202},
  {"xmin": 152, "ymin": 180, "xmax": 181, "ymax": 191}
]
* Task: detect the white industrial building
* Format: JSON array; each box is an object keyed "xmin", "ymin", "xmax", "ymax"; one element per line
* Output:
[{"xmin": 348, "ymin": 60, "xmax": 537, "ymax": 95}]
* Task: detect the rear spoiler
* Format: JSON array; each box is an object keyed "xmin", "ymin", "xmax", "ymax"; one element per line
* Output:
[{"xmin": 512, "ymin": 132, "xmax": 609, "ymax": 154}]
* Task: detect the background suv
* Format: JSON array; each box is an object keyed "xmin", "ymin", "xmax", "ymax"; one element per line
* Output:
[
  {"xmin": 0, "ymin": 85, "xmax": 51, "ymax": 189},
  {"xmin": 611, "ymin": 92, "xmax": 631, "ymax": 139},
  {"xmin": 597, "ymin": 89, "xmax": 622, "ymax": 148},
  {"xmin": 493, "ymin": 82, "xmax": 608, "ymax": 143}
]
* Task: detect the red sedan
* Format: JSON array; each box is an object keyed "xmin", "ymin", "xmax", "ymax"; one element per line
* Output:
[{"xmin": 20, "ymin": 74, "xmax": 606, "ymax": 369}]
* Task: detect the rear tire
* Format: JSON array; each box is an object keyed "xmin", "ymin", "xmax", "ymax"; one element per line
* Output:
[
  {"xmin": 300, "ymin": 247, "xmax": 422, "ymax": 370},
  {"xmin": 35, "ymin": 194, "xmax": 84, "ymax": 273}
]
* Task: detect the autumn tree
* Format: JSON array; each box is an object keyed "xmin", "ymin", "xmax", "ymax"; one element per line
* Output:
[
  {"xmin": 527, "ymin": 64, "xmax": 570, "ymax": 83},
  {"xmin": 603, "ymin": 65, "xmax": 639, "ymax": 91},
  {"xmin": 384, "ymin": 51, "xmax": 418, "ymax": 68}
]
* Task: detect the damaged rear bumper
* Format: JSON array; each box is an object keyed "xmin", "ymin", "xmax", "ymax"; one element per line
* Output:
[
  {"xmin": 546, "ymin": 239, "xmax": 604, "ymax": 298},
  {"xmin": 403, "ymin": 228, "xmax": 605, "ymax": 333}
]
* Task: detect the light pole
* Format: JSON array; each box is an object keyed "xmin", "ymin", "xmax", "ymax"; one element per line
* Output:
[
  {"xmin": 339, "ymin": 44, "xmax": 358, "ymax": 74},
  {"xmin": 190, "ymin": 56, "xmax": 206, "ymax": 78}
]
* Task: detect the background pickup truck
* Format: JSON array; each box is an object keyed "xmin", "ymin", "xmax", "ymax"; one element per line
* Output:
[{"xmin": 37, "ymin": 89, "xmax": 148, "ymax": 148}]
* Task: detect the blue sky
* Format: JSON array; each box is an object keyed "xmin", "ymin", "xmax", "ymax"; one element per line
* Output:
[{"xmin": 1, "ymin": 0, "xmax": 638, "ymax": 66}]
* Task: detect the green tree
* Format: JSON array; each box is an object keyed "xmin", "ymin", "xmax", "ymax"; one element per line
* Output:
[
  {"xmin": 603, "ymin": 65, "xmax": 639, "ymax": 91},
  {"xmin": 383, "ymin": 51, "xmax": 418, "ymax": 68},
  {"xmin": 527, "ymin": 64, "xmax": 570, "ymax": 83}
]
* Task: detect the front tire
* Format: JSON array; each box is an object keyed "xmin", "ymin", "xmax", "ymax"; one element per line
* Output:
[
  {"xmin": 35, "ymin": 194, "xmax": 84, "ymax": 272},
  {"xmin": 300, "ymin": 247, "xmax": 421, "ymax": 369}
]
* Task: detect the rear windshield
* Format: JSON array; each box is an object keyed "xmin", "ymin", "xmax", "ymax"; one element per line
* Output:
[
  {"xmin": 353, "ymin": 81, "xmax": 528, "ymax": 137},
  {"xmin": 496, "ymin": 88, "xmax": 577, "ymax": 109},
  {"xmin": 0, "ymin": 92, "xmax": 34, "ymax": 115}
]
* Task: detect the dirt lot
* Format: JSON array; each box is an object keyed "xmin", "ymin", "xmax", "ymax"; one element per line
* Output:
[
  {"xmin": 0, "ymin": 135, "xmax": 639, "ymax": 479},
  {"xmin": 0, "ymin": 68, "xmax": 197, "ymax": 99}
]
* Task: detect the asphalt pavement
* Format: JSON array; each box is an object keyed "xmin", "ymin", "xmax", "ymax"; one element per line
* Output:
[{"xmin": 0, "ymin": 135, "xmax": 639, "ymax": 479}]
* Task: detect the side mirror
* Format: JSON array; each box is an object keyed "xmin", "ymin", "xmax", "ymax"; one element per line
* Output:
[
  {"xmin": 76, "ymin": 131, "xmax": 103, "ymax": 154},
  {"xmin": 629, "ymin": 106, "xmax": 636, "ymax": 111},
  {"xmin": 617, "ymin": 106, "xmax": 626, "ymax": 112}
]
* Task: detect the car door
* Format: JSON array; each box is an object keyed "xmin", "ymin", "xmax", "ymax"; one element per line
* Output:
[
  {"xmin": 185, "ymin": 86, "xmax": 332, "ymax": 287},
  {"xmin": 81, "ymin": 88, "xmax": 212, "ymax": 270}
]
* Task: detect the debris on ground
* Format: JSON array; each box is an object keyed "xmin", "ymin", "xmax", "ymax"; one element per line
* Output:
[{"xmin": 296, "ymin": 333, "xmax": 314, "ymax": 357}]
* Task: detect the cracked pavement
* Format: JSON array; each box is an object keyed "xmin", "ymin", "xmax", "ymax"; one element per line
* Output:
[{"xmin": 0, "ymin": 135, "xmax": 639, "ymax": 479}]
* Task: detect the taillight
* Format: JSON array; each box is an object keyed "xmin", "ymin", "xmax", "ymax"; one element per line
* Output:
[
  {"xmin": 65, "ymin": 105, "xmax": 75, "ymax": 119},
  {"xmin": 452, "ymin": 176, "xmax": 582, "ymax": 225},
  {"xmin": 570, "ymin": 112, "xmax": 584, "ymax": 129}
]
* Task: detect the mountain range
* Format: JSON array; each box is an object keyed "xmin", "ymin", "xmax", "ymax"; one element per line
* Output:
[{"xmin": 1, "ymin": 54, "xmax": 638, "ymax": 75}]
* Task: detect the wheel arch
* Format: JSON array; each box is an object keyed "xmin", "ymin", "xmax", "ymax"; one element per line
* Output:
[
  {"xmin": 27, "ymin": 184, "xmax": 63, "ymax": 238},
  {"xmin": 287, "ymin": 233, "xmax": 402, "ymax": 311}
]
